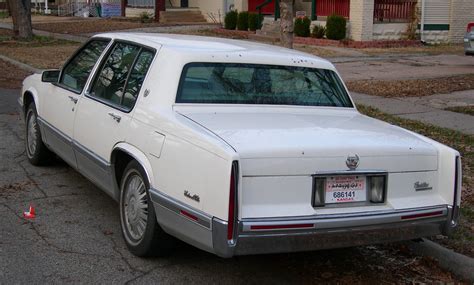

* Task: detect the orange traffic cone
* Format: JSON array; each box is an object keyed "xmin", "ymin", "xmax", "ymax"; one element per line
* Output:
[{"xmin": 23, "ymin": 205, "xmax": 35, "ymax": 219}]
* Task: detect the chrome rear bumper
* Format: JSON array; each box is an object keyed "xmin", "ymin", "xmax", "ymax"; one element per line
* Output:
[
  {"xmin": 213, "ymin": 207, "xmax": 449, "ymax": 257},
  {"xmin": 149, "ymin": 188, "xmax": 455, "ymax": 258}
]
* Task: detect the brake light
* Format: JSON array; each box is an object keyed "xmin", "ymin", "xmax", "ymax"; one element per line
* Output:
[
  {"xmin": 468, "ymin": 23, "xmax": 474, "ymax": 32},
  {"xmin": 227, "ymin": 163, "xmax": 238, "ymax": 241}
]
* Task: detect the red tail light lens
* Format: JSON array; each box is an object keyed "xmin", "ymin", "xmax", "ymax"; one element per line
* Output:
[
  {"xmin": 468, "ymin": 23, "xmax": 474, "ymax": 32},
  {"xmin": 227, "ymin": 163, "xmax": 237, "ymax": 241}
]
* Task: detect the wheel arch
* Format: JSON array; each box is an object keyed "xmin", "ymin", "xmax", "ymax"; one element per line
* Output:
[
  {"xmin": 111, "ymin": 143, "xmax": 155, "ymax": 196},
  {"xmin": 22, "ymin": 88, "xmax": 40, "ymax": 118}
]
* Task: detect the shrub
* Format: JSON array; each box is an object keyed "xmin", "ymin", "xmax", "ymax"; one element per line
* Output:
[
  {"xmin": 139, "ymin": 11, "xmax": 152, "ymax": 23},
  {"xmin": 326, "ymin": 14, "xmax": 346, "ymax": 40},
  {"xmin": 294, "ymin": 16, "xmax": 311, "ymax": 37},
  {"xmin": 311, "ymin": 24, "xmax": 326, "ymax": 39},
  {"xmin": 248, "ymin": 13, "xmax": 263, "ymax": 31},
  {"xmin": 224, "ymin": 10, "xmax": 238, "ymax": 30},
  {"xmin": 237, "ymin": 11, "xmax": 249, "ymax": 31}
]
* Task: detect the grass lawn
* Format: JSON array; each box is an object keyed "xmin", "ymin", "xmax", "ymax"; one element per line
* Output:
[
  {"xmin": 445, "ymin": 106, "xmax": 474, "ymax": 116},
  {"xmin": 358, "ymin": 104, "xmax": 474, "ymax": 258},
  {"xmin": 347, "ymin": 74, "xmax": 474, "ymax": 98}
]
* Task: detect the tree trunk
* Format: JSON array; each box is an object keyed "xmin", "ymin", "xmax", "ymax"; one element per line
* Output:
[
  {"xmin": 7, "ymin": 0, "xmax": 33, "ymax": 40},
  {"xmin": 280, "ymin": 0, "xmax": 295, "ymax": 49}
]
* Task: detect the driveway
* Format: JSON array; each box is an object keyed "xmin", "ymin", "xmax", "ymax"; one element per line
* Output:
[{"xmin": 0, "ymin": 88, "xmax": 461, "ymax": 283}]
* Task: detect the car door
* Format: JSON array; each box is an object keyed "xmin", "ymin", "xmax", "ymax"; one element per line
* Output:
[
  {"xmin": 73, "ymin": 41, "xmax": 156, "ymax": 196},
  {"xmin": 40, "ymin": 39, "xmax": 111, "ymax": 167}
]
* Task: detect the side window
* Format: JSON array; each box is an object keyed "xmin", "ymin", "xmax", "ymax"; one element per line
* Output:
[
  {"xmin": 60, "ymin": 39, "xmax": 110, "ymax": 93},
  {"xmin": 122, "ymin": 50, "xmax": 154, "ymax": 109},
  {"xmin": 89, "ymin": 43, "xmax": 154, "ymax": 110}
]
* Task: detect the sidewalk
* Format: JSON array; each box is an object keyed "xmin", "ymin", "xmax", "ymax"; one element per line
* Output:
[{"xmin": 352, "ymin": 90, "xmax": 474, "ymax": 134}]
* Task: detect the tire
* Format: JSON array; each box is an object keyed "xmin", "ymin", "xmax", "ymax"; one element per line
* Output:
[
  {"xmin": 25, "ymin": 103, "xmax": 52, "ymax": 165},
  {"xmin": 119, "ymin": 160, "xmax": 175, "ymax": 257}
]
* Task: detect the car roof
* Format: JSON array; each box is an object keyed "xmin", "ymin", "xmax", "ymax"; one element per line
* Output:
[{"xmin": 93, "ymin": 32, "xmax": 335, "ymax": 70}]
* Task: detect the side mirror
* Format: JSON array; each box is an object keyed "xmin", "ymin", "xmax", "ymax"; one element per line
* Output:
[{"xmin": 41, "ymin": 70, "xmax": 60, "ymax": 83}]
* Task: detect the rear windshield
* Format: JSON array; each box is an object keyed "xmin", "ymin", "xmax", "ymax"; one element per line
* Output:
[{"xmin": 176, "ymin": 63, "xmax": 353, "ymax": 107}]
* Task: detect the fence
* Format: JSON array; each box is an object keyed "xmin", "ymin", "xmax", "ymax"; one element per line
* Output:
[
  {"xmin": 373, "ymin": 0, "xmax": 417, "ymax": 23},
  {"xmin": 316, "ymin": 0, "xmax": 350, "ymax": 19}
]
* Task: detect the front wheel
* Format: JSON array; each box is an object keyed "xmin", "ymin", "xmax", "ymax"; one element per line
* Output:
[
  {"xmin": 25, "ymin": 103, "xmax": 52, "ymax": 165},
  {"xmin": 119, "ymin": 160, "xmax": 175, "ymax": 257}
]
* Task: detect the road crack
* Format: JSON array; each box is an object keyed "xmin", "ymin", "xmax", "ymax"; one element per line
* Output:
[{"xmin": 1, "ymin": 202, "xmax": 115, "ymax": 259}]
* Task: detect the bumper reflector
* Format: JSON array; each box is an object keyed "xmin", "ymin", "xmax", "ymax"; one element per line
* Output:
[
  {"xmin": 180, "ymin": 210, "xmax": 198, "ymax": 222},
  {"xmin": 250, "ymin": 223, "xmax": 314, "ymax": 231},
  {"xmin": 401, "ymin": 211, "xmax": 443, "ymax": 220}
]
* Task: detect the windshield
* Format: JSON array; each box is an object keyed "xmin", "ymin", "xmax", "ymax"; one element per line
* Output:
[{"xmin": 176, "ymin": 63, "xmax": 353, "ymax": 107}]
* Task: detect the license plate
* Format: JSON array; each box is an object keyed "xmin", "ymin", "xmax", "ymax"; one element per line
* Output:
[{"xmin": 325, "ymin": 175, "xmax": 366, "ymax": 203}]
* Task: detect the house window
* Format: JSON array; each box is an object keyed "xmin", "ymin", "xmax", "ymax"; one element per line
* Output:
[{"xmin": 373, "ymin": 0, "xmax": 418, "ymax": 23}]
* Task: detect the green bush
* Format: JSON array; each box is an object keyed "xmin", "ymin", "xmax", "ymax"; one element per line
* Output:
[
  {"xmin": 311, "ymin": 24, "xmax": 326, "ymax": 39},
  {"xmin": 139, "ymin": 11, "xmax": 153, "ymax": 23},
  {"xmin": 294, "ymin": 16, "xmax": 311, "ymax": 37},
  {"xmin": 326, "ymin": 14, "xmax": 346, "ymax": 40},
  {"xmin": 248, "ymin": 13, "xmax": 263, "ymax": 31},
  {"xmin": 224, "ymin": 10, "xmax": 238, "ymax": 30},
  {"xmin": 237, "ymin": 11, "xmax": 249, "ymax": 31}
]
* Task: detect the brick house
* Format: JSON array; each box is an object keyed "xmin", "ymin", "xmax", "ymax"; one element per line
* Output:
[{"xmin": 161, "ymin": 0, "xmax": 473, "ymax": 43}]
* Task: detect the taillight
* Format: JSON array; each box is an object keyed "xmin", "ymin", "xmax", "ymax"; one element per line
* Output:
[
  {"xmin": 227, "ymin": 162, "xmax": 238, "ymax": 241},
  {"xmin": 452, "ymin": 156, "xmax": 461, "ymax": 223},
  {"xmin": 468, "ymin": 23, "xmax": 474, "ymax": 33}
]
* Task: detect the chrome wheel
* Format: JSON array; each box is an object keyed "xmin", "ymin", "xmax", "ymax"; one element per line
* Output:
[
  {"xmin": 26, "ymin": 110, "xmax": 38, "ymax": 158},
  {"xmin": 123, "ymin": 173, "xmax": 148, "ymax": 244}
]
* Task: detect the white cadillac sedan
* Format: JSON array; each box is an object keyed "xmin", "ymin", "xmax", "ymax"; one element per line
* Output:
[{"xmin": 19, "ymin": 33, "xmax": 461, "ymax": 258}]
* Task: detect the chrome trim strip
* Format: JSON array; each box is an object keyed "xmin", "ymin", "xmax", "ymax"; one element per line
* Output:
[
  {"xmin": 149, "ymin": 187, "xmax": 212, "ymax": 229},
  {"xmin": 37, "ymin": 116, "xmax": 73, "ymax": 144},
  {"xmin": 312, "ymin": 170, "xmax": 388, "ymax": 176},
  {"xmin": 242, "ymin": 169, "xmax": 434, "ymax": 178},
  {"xmin": 241, "ymin": 205, "xmax": 448, "ymax": 222},
  {"xmin": 240, "ymin": 206, "xmax": 448, "ymax": 233},
  {"xmin": 72, "ymin": 140, "xmax": 110, "ymax": 172},
  {"xmin": 38, "ymin": 116, "xmax": 110, "ymax": 170}
]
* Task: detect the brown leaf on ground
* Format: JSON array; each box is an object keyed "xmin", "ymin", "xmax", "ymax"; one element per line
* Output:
[
  {"xmin": 0, "ymin": 44, "xmax": 79, "ymax": 69},
  {"xmin": 347, "ymin": 74, "xmax": 474, "ymax": 98},
  {"xmin": 0, "ymin": 59, "xmax": 32, "ymax": 89}
]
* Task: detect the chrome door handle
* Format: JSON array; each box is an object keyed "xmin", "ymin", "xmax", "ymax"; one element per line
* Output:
[
  {"xmin": 68, "ymin": 96, "xmax": 78, "ymax": 104},
  {"xmin": 108, "ymin": 112, "xmax": 121, "ymax": 123}
]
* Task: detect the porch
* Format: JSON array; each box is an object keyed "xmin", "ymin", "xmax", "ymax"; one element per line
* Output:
[{"xmin": 250, "ymin": 0, "xmax": 420, "ymax": 41}]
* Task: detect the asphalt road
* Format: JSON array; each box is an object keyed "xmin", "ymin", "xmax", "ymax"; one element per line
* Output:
[{"xmin": 0, "ymin": 88, "xmax": 460, "ymax": 284}]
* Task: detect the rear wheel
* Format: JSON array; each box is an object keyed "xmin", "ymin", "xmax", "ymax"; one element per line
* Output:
[
  {"xmin": 119, "ymin": 160, "xmax": 175, "ymax": 257},
  {"xmin": 25, "ymin": 103, "xmax": 52, "ymax": 165}
]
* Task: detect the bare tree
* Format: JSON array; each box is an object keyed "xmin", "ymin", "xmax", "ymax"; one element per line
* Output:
[
  {"xmin": 280, "ymin": 0, "xmax": 295, "ymax": 49},
  {"xmin": 7, "ymin": 0, "xmax": 33, "ymax": 40}
]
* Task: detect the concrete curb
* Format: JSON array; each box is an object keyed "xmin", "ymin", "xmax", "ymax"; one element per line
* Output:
[
  {"xmin": 408, "ymin": 239, "xmax": 474, "ymax": 282},
  {"xmin": 0, "ymin": 54, "xmax": 41, "ymax": 74}
]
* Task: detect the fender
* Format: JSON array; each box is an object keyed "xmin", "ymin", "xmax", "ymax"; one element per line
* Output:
[
  {"xmin": 112, "ymin": 142, "xmax": 156, "ymax": 188},
  {"xmin": 22, "ymin": 86, "xmax": 40, "ymax": 114}
]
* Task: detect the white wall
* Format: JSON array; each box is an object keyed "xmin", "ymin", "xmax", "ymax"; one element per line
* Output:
[
  {"xmin": 373, "ymin": 23, "xmax": 408, "ymax": 40},
  {"xmin": 189, "ymin": 0, "xmax": 226, "ymax": 22}
]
